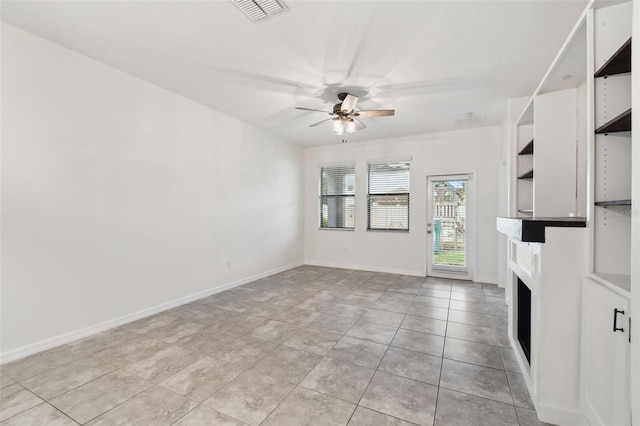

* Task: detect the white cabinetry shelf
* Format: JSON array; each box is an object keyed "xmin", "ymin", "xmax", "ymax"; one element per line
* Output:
[{"xmin": 591, "ymin": 2, "xmax": 633, "ymax": 293}]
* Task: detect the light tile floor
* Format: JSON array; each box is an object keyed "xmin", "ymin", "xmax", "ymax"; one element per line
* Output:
[{"xmin": 0, "ymin": 266, "xmax": 551, "ymax": 425}]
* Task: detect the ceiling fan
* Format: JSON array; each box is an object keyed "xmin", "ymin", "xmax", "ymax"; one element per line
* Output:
[{"xmin": 295, "ymin": 93, "xmax": 395, "ymax": 135}]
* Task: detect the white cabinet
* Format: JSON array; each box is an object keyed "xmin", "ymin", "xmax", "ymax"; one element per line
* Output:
[{"xmin": 580, "ymin": 277, "xmax": 631, "ymax": 426}]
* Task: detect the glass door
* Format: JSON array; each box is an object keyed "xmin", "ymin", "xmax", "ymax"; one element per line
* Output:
[{"xmin": 427, "ymin": 174, "xmax": 472, "ymax": 279}]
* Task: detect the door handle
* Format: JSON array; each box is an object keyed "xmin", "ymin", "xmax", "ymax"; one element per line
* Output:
[{"xmin": 613, "ymin": 308, "xmax": 625, "ymax": 333}]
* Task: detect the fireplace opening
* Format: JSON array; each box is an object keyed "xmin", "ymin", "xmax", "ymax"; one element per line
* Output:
[{"xmin": 517, "ymin": 277, "xmax": 531, "ymax": 364}]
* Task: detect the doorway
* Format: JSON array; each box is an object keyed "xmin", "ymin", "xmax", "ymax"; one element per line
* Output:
[{"xmin": 427, "ymin": 174, "xmax": 473, "ymax": 279}]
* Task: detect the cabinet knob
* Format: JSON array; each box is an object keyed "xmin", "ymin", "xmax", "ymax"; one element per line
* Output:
[{"xmin": 613, "ymin": 308, "xmax": 625, "ymax": 333}]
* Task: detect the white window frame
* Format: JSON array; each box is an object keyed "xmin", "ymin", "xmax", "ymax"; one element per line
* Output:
[
  {"xmin": 319, "ymin": 164, "xmax": 355, "ymax": 230},
  {"xmin": 367, "ymin": 161, "xmax": 410, "ymax": 231}
]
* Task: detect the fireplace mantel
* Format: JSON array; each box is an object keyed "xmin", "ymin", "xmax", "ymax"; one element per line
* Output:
[{"xmin": 496, "ymin": 216, "xmax": 586, "ymax": 243}]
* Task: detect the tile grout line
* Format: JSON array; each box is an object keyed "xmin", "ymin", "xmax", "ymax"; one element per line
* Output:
[
  {"xmin": 431, "ymin": 277, "xmax": 453, "ymax": 426},
  {"xmin": 347, "ymin": 277, "xmax": 405, "ymax": 424}
]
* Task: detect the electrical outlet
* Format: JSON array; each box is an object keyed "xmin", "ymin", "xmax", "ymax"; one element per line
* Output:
[{"xmin": 226, "ymin": 260, "xmax": 231, "ymax": 269}]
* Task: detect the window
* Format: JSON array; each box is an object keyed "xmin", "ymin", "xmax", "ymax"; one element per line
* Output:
[
  {"xmin": 320, "ymin": 165, "xmax": 355, "ymax": 229},
  {"xmin": 368, "ymin": 161, "xmax": 410, "ymax": 231}
]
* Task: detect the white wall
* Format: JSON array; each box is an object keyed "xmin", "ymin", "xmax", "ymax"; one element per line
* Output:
[
  {"xmin": 304, "ymin": 126, "xmax": 501, "ymax": 283},
  {"xmin": 0, "ymin": 24, "xmax": 304, "ymax": 360}
]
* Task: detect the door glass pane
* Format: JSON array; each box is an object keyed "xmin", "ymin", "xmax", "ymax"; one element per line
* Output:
[{"xmin": 431, "ymin": 179, "xmax": 467, "ymax": 267}]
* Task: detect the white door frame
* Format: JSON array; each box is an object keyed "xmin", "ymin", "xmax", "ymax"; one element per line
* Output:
[{"xmin": 426, "ymin": 172, "xmax": 476, "ymax": 281}]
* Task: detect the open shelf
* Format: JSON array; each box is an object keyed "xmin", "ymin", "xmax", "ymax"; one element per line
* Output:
[
  {"xmin": 595, "ymin": 108, "xmax": 631, "ymax": 134},
  {"xmin": 594, "ymin": 37, "xmax": 631, "ymax": 78},
  {"xmin": 518, "ymin": 169, "xmax": 534, "ymax": 180},
  {"xmin": 518, "ymin": 139, "xmax": 534, "ymax": 155},
  {"xmin": 594, "ymin": 199, "xmax": 631, "ymax": 207}
]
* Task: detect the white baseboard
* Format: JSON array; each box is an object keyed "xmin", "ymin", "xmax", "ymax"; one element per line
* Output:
[
  {"xmin": 305, "ymin": 259, "xmax": 498, "ymax": 284},
  {"xmin": 0, "ymin": 261, "xmax": 303, "ymax": 365},
  {"xmin": 538, "ymin": 404, "xmax": 587, "ymax": 426},
  {"xmin": 304, "ymin": 259, "xmax": 424, "ymax": 277}
]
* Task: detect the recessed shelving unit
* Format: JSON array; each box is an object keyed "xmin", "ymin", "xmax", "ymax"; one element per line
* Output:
[{"xmin": 591, "ymin": 3, "xmax": 632, "ymax": 295}]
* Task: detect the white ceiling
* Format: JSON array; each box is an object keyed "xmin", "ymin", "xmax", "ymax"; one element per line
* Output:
[{"xmin": 1, "ymin": 0, "xmax": 589, "ymax": 147}]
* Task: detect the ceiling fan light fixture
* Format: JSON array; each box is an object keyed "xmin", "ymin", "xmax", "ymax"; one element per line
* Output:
[
  {"xmin": 297, "ymin": 93, "xmax": 394, "ymax": 136},
  {"xmin": 230, "ymin": 0, "xmax": 288, "ymax": 22},
  {"xmin": 346, "ymin": 120, "xmax": 356, "ymax": 134}
]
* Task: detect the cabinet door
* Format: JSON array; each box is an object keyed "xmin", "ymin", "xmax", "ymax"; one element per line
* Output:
[{"xmin": 581, "ymin": 279, "xmax": 630, "ymax": 426}]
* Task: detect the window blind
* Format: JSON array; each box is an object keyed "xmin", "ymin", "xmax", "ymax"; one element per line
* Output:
[
  {"xmin": 320, "ymin": 165, "xmax": 355, "ymax": 229},
  {"xmin": 368, "ymin": 161, "xmax": 410, "ymax": 231}
]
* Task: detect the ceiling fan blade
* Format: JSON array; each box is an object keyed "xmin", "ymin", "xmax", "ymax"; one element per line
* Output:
[
  {"xmin": 340, "ymin": 94, "xmax": 359, "ymax": 113},
  {"xmin": 354, "ymin": 118, "xmax": 367, "ymax": 130},
  {"xmin": 295, "ymin": 107, "xmax": 333, "ymax": 114},
  {"xmin": 354, "ymin": 109, "xmax": 395, "ymax": 118},
  {"xmin": 309, "ymin": 118, "xmax": 334, "ymax": 127}
]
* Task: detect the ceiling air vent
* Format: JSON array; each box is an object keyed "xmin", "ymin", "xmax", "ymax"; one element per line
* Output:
[
  {"xmin": 455, "ymin": 113, "xmax": 486, "ymax": 128},
  {"xmin": 230, "ymin": 0, "xmax": 288, "ymax": 22}
]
